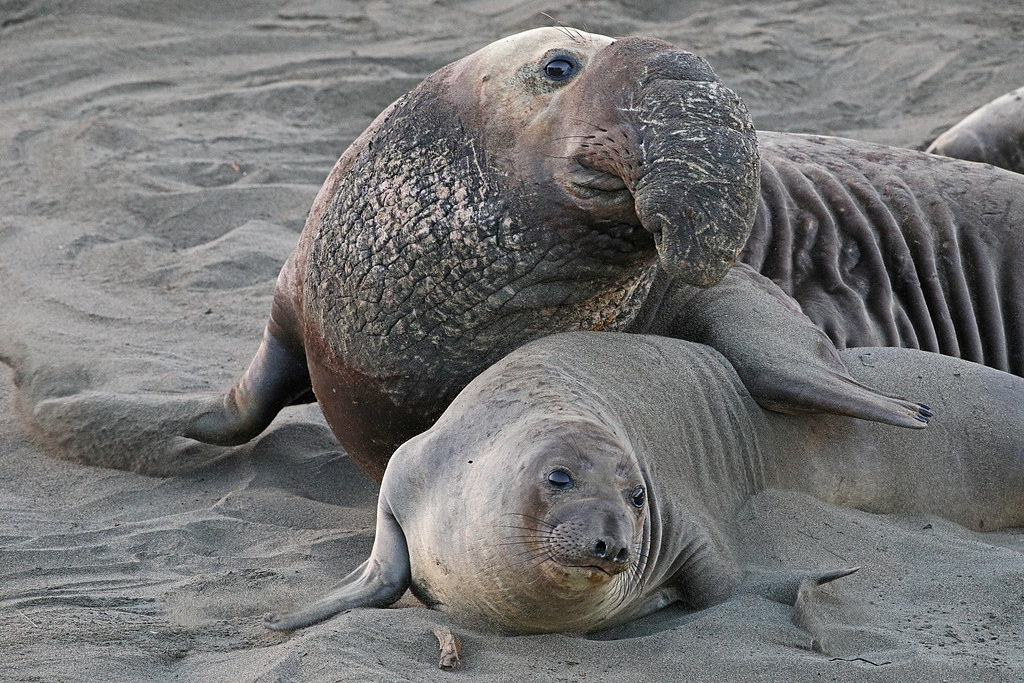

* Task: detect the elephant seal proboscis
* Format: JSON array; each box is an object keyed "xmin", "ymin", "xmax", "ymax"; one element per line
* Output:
[
  {"xmin": 181, "ymin": 28, "xmax": 1024, "ymax": 481},
  {"xmin": 926, "ymin": 86, "xmax": 1024, "ymax": 174},
  {"xmin": 265, "ymin": 332, "xmax": 1024, "ymax": 634}
]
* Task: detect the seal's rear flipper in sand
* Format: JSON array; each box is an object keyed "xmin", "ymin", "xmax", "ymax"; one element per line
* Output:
[
  {"xmin": 186, "ymin": 251, "xmax": 314, "ymax": 451},
  {"xmin": 740, "ymin": 566, "xmax": 861, "ymax": 606},
  {"xmin": 265, "ymin": 501, "xmax": 411, "ymax": 631}
]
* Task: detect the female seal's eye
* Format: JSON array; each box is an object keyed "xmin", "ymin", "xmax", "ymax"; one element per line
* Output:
[
  {"xmin": 543, "ymin": 56, "xmax": 577, "ymax": 81},
  {"xmin": 548, "ymin": 468, "xmax": 574, "ymax": 489},
  {"xmin": 630, "ymin": 485, "xmax": 646, "ymax": 508}
]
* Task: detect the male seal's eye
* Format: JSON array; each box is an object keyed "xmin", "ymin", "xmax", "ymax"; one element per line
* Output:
[
  {"xmin": 543, "ymin": 56, "xmax": 577, "ymax": 81},
  {"xmin": 630, "ymin": 485, "xmax": 646, "ymax": 508},
  {"xmin": 548, "ymin": 468, "xmax": 574, "ymax": 489}
]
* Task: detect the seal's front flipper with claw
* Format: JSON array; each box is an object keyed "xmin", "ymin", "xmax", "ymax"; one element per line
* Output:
[
  {"xmin": 662, "ymin": 263, "xmax": 930, "ymax": 429},
  {"xmin": 265, "ymin": 500, "xmax": 411, "ymax": 631}
]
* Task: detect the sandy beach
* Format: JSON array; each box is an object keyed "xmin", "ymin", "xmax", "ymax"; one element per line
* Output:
[{"xmin": 2, "ymin": 1, "xmax": 1023, "ymax": 680}]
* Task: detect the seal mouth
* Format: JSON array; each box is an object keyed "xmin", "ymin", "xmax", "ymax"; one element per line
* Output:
[
  {"xmin": 566, "ymin": 171, "xmax": 632, "ymax": 203},
  {"xmin": 561, "ymin": 562, "xmax": 628, "ymax": 578},
  {"xmin": 553, "ymin": 564, "xmax": 617, "ymax": 586},
  {"xmin": 560, "ymin": 168, "xmax": 653, "ymax": 264},
  {"xmin": 567, "ymin": 179, "xmax": 629, "ymax": 198},
  {"xmin": 582, "ymin": 565, "xmax": 614, "ymax": 576},
  {"xmin": 565, "ymin": 163, "xmax": 634, "ymax": 208}
]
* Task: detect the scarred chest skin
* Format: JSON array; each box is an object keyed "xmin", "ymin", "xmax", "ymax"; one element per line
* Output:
[{"xmin": 297, "ymin": 62, "xmax": 662, "ymax": 477}]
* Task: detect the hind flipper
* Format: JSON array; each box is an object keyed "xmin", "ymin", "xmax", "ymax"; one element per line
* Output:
[
  {"xmin": 741, "ymin": 566, "xmax": 861, "ymax": 606},
  {"xmin": 186, "ymin": 326, "xmax": 313, "ymax": 446}
]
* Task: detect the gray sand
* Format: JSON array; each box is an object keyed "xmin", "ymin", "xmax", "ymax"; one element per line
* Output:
[{"xmin": 2, "ymin": 1, "xmax": 1023, "ymax": 680}]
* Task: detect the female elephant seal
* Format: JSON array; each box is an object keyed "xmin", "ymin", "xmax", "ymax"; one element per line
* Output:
[
  {"xmin": 265, "ymin": 332, "xmax": 1024, "ymax": 634},
  {"xmin": 183, "ymin": 28, "xmax": 1024, "ymax": 480}
]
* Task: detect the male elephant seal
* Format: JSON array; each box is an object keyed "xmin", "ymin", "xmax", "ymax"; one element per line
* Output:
[
  {"xmin": 743, "ymin": 131, "xmax": 1024, "ymax": 368},
  {"xmin": 184, "ymin": 28, "xmax": 1024, "ymax": 480},
  {"xmin": 926, "ymin": 86, "xmax": 1024, "ymax": 174},
  {"xmin": 265, "ymin": 332, "xmax": 1024, "ymax": 634}
]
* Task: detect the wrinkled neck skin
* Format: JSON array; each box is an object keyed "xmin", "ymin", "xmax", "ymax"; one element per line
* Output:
[
  {"xmin": 303, "ymin": 68, "xmax": 659, "ymax": 415},
  {"xmin": 381, "ymin": 334, "xmax": 775, "ymax": 634}
]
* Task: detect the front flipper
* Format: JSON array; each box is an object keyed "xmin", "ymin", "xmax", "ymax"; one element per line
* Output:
[
  {"xmin": 670, "ymin": 263, "xmax": 931, "ymax": 428},
  {"xmin": 265, "ymin": 501, "xmax": 411, "ymax": 631}
]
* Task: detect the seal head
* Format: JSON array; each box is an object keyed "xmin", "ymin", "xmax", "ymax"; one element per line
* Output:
[{"xmin": 409, "ymin": 415, "xmax": 650, "ymax": 633}]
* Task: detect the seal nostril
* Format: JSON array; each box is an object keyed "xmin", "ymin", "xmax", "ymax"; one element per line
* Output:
[
  {"xmin": 613, "ymin": 548, "xmax": 630, "ymax": 563},
  {"xmin": 593, "ymin": 540, "xmax": 607, "ymax": 558}
]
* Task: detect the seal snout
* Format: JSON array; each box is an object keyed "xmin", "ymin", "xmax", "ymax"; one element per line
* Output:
[
  {"xmin": 549, "ymin": 32, "xmax": 759, "ymax": 289},
  {"xmin": 546, "ymin": 499, "xmax": 638, "ymax": 577},
  {"xmin": 590, "ymin": 538, "xmax": 632, "ymax": 569}
]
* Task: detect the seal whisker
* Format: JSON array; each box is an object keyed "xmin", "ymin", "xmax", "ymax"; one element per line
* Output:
[
  {"xmin": 476, "ymin": 553, "xmax": 547, "ymax": 581},
  {"xmin": 495, "ymin": 520, "xmax": 552, "ymax": 532},
  {"xmin": 501, "ymin": 548, "xmax": 549, "ymax": 563},
  {"xmin": 606, "ymin": 576, "xmax": 632, "ymax": 613},
  {"xmin": 507, "ymin": 511, "xmax": 565, "ymax": 528},
  {"xmin": 493, "ymin": 541, "xmax": 545, "ymax": 552},
  {"xmin": 610, "ymin": 544, "xmax": 647, "ymax": 610},
  {"xmin": 626, "ymin": 556, "xmax": 645, "ymax": 593},
  {"xmin": 567, "ymin": 116, "xmax": 610, "ymax": 133},
  {"xmin": 506, "ymin": 548, "xmax": 556, "ymax": 572},
  {"xmin": 486, "ymin": 531, "xmax": 554, "ymax": 555},
  {"xmin": 540, "ymin": 13, "xmax": 585, "ymax": 44},
  {"xmin": 477, "ymin": 539, "xmax": 553, "ymax": 566},
  {"xmin": 497, "ymin": 522, "xmax": 556, "ymax": 533},
  {"xmin": 494, "ymin": 533, "xmax": 548, "ymax": 542},
  {"xmin": 493, "ymin": 540, "xmax": 544, "ymax": 557},
  {"xmin": 553, "ymin": 134, "xmax": 598, "ymax": 142},
  {"xmin": 496, "ymin": 526, "xmax": 554, "ymax": 535}
]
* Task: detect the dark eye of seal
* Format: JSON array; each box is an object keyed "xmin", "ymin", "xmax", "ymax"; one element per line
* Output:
[
  {"xmin": 548, "ymin": 468, "xmax": 574, "ymax": 489},
  {"xmin": 543, "ymin": 55, "xmax": 578, "ymax": 81},
  {"xmin": 630, "ymin": 485, "xmax": 646, "ymax": 508}
]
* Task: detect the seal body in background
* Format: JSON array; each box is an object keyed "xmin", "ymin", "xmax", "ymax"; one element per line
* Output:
[
  {"xmin": 265, "ymin": 332, "xmax": 1024, "ymax": 634},
  {"xmin": 926, "ymin": 86, "xmax": 1024, "ymax": 174}
]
